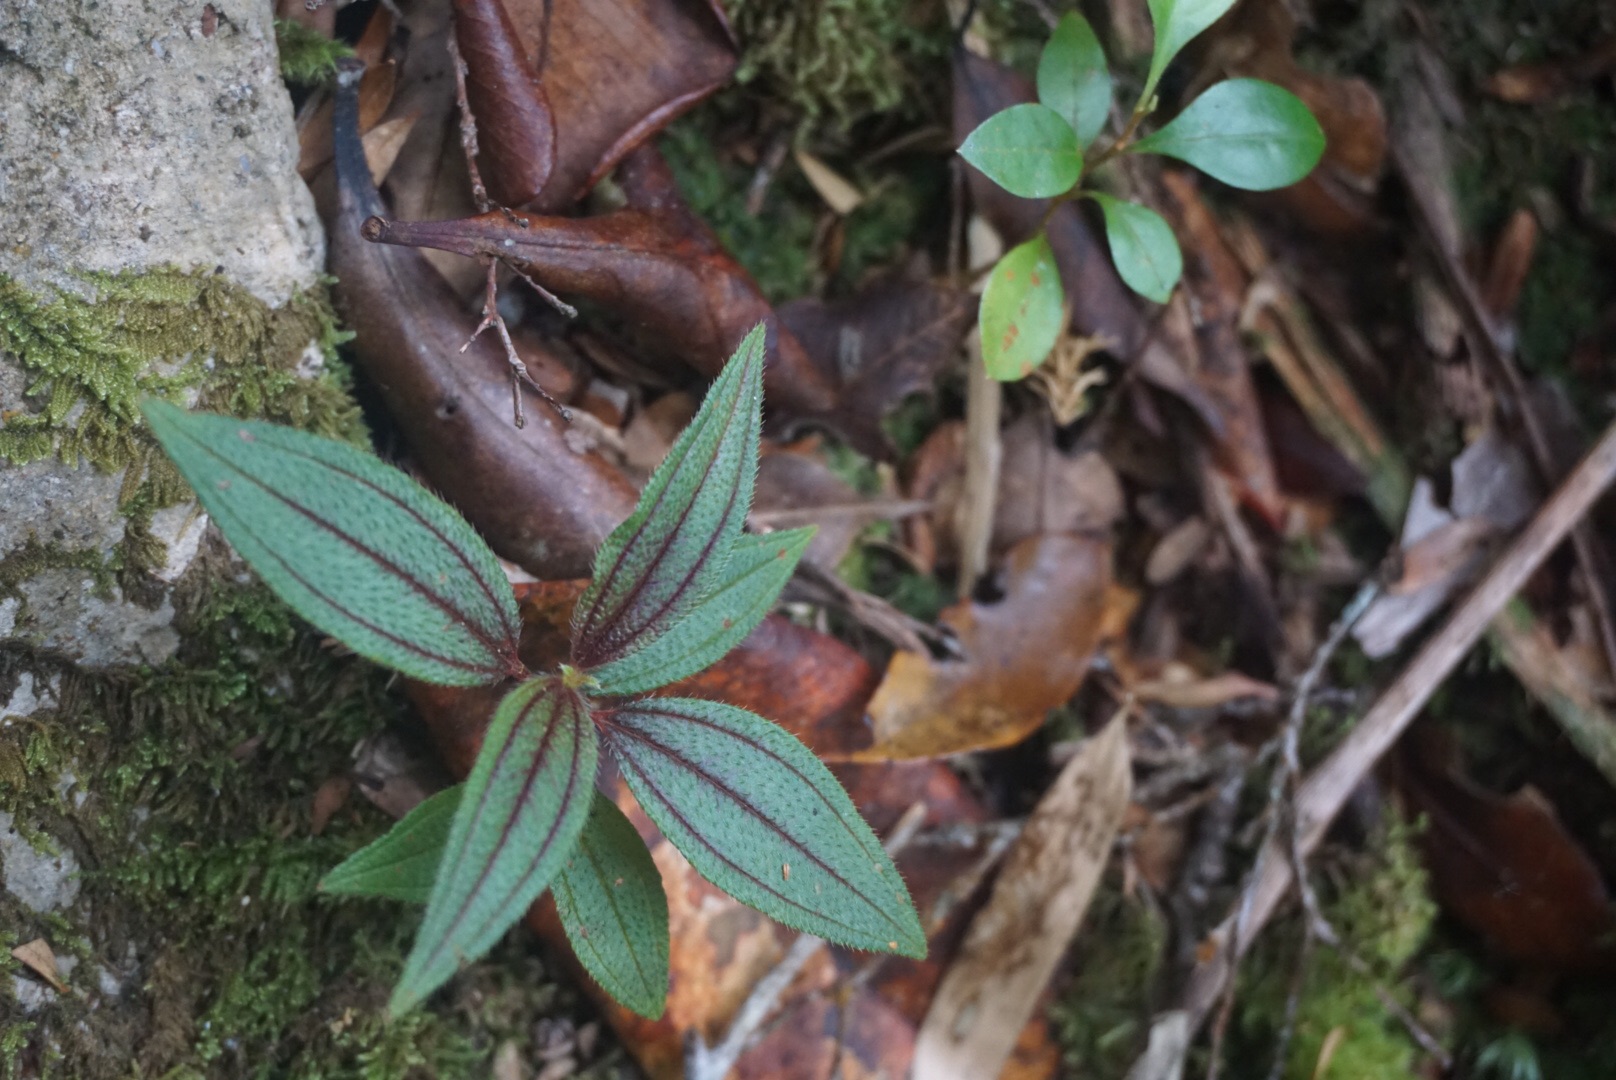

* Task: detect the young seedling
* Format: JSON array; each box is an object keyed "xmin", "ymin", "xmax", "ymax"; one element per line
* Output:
[
  {"xmin": 959, "ymin": 0, "xmax": 1326, "ymax": 379},
  {"xmin": 140, "ymin": 325, "xmax": 925, "ymax": 1020}
]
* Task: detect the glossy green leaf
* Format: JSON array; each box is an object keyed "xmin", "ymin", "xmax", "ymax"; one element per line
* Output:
[
  {"xmin": 586, "ymin": 528, "xmax": 814, "ymax": 696},
  {"xmin": 1037, "ymin": 11, "xmax": 1112, "ymax": 149},
  {"xmin": 1090, "ymin": 194, "xmax": 1182, "ymax": 304},
  {"xmin": 554, "ymin": 793, "xmax": 670, "ymax": 1019},
  {"xmin": 957, "ymin": 103, "xmax": 1083, "ymax": 199},
  {"xmin": 1144, "ymin": 0, "xmax": 1239, "ymax": 101},
  {"xmin": 320, "ymin": 785, "xmax": 461, "ymax": 903},
  {"xmin": 391, "ymin": 678, "xmax": 598, "ymax": 1015},
  {"xmin": 980, "ymin": 234, "xmax": 1065, "ymax": 381},
  {"xmin": 571, "ymin": 326, "xmax": 765, "ymax": 669},
  {"xmin": 140, "ymin": 401, "xmax": 521, "ymax": 687},
  {"xmin": 1130, "ymin": 79, "xmax": 1325, "ymax": 191},
  {"xmin": 601, "ymin": 697, "xmax": 925, "ymax": 958}
]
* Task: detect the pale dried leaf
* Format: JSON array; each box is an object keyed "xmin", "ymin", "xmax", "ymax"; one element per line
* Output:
[
  {"xmin": 793, "ymin": 148, "xmax": 864, "ymax": 214},
  {"xmin": 913, "ymin": 713, "xmax": 1131, "ymax": 1078},
  {"xmin": 11, "ymin": 938, "xmax": 65, "ymax": 992}
]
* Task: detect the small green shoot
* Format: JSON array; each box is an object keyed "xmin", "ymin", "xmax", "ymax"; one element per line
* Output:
[{"xmin": 957, "ymin": 4, "xmax": 1325, "ymax": 379}]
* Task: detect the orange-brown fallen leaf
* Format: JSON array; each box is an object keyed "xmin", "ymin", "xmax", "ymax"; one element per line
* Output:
[{"xmin": 849, "ymin": 534, "xmax": 1112, "ymax": 762}]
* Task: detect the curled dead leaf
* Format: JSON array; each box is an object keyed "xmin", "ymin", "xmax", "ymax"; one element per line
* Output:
[{"xmin": 850, "ymin": 534, "xmax": 1113, "ymax": 762}]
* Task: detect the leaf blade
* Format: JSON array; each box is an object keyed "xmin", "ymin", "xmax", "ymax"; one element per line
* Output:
[
  {"xmin": 1037, "ymin": 12, "xmax": 1112, "ymax": 149},
  {"xmin": 391, "ymin": 678, "xmax": 598, "ymax": 1015},
  {"xmin": 587, "ymin": 528, "xmax": 815, "ymax": 695},
  {"xmin": 601, "ymin": 697, "xmax": 925, "ymax": 958},
  {"xmin": 1144, "ymin": 0, "xmax": 1239, "ymax": 101},
  {"xmin": 1130, "ymin": 79, "xmax": 1325, "ymax": 191},
  {"xmin": 554, "ymin": 793, "xmax": 670, "ymax": 1019},
  {"xmin": 1090, "ymin": 194, "xmax": 1183, "ymax": 303},
  {"xmin": 320, "ymin": 785, "xmax": 461, "ymax": 903},
  {"xmin": 141, "ymin": 401, "xmax": 521, "ymax": 687},
  {"xmin": 980, "ymin": 234, "xmax": 1066, "ymax": 381},
  {"xmin": 570, "ymin": 326, "xmax": 766, "ymax": 669},
  {"xmin": 957, "ymin": 103, "xmax": 1083, "ymax": 200}
]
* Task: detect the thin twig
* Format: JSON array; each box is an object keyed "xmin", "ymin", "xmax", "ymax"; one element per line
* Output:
[
  {"xmin": 1393, "ymin": 137, "xmax": 1616, "ymax": 696},
  {"xmin": 685, "ymin": 802, "xmax": 929, "ymax": 1080},
  {"xmin": 1176, "ymin": 415, "xmax": 1616, "ymax": 1032},
  {"xmin": 445, "ymin": 28, "xmax": 572, "ymax": 428}
]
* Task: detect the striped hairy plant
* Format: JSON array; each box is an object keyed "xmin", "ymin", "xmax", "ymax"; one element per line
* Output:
[{"xmin": 142, "ymin": 325, "xmax": 924, "ymax": 1020}]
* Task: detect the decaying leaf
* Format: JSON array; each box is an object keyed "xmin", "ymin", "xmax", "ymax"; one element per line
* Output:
[
  {"xmin": 328, "ymin": 64, "xmax": 640, "ymax": 579},
  {"xmin": 851, "ymin": 534, "xmax": 1112, "ymax": 761},
  {"xmin": 914, "ymin": 713, "xmax": 1131, "ymax": 1079},
  {"xmin": 778, "ymin": 276, "xmax": 973, "ymax": 459},
  {"xmin": 451, "ymin": 0, "xmax": 555, "ymax": 208},
  {"xmin": 503, "ymin": 0, "xmax": 737, "ymax": 207},
  {"xmin": 1403, "ymin": 754, "xmax": 1616, "ymax": 971}
]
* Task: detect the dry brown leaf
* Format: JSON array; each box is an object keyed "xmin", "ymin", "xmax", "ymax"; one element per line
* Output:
[
  {"xmin": 11, "ymin": 938, "xmax": 66, "ymax": 992},
  {"xmin": 1144, "ymin": 517, "xmax": 1211, "ymax": 586},
  {"xmin": 851, "ymin": 534, "xmax": 1112, "ymax": 762},
  {"xmin": 361, "ymin": 114, "xmax": 418, "ymax": 186},
  {"xmin": 913, "ymin": 713, "xmax": 1131, "ymax": 1079},
  {"xmin": 994, "ymin": 414, "xmax": 1124, "ymax": 555},
  {"xmin": 309, "ymin": 775, "xmax": 352, "ymax": 836},
  {"xmin": 1482, "ymin": 208, "xmax": 1539, "ymax": 320},
  {"xmin": 1484, "ymin": 36, "xmax": 1616, "ymax": 104},
  {"xmin": 1404, "ymin": 755, "xmax": 1616, "ymax": 970}
]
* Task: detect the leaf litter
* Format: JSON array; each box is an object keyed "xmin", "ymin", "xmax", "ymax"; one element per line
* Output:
[{"xmin": 249, "ymin": 0, "xmax": 1616, "ymax": 1075}]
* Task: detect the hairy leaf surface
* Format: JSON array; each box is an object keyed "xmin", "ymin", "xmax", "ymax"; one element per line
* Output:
[
  {"xmin": 1038, "ymin": 12, "xmax": 1111, "ymax": 149},
  {"xmin": 320, "ymin": 785, "xmax": 461, "ymax": 903},
  {"xmin": 554, "ymin": 793, "xmax": 670, "ymax": 1018},
  {"xmin": 587, "ymin": 528, "xmax": 814, "ymax": 695},
  {"xmin": 570, "ymin": 326, "xmax": 765, "ymax": 669},
  {"xmin": 1144, "ymin": 0, "xmax": 1239, "ymax": 100},
  {"xmin": 1131, "ymin": 79, "xmax": 1325, "ymax": 191},
  {"xmin": 141, "ymin": 402, "xmax": 521, "ymax": 686},
  {"xmin": 601, "ymin": 697, "xmax": 925, "ymax": 957},
  {"xmin": 958, "ymin": 103, "xmax": 1083, "ymax": 199},
  {"xmin": 392, "ymin": 678, "xmax": 598, "ymax": 1014},
  {"xmin": 1091, "ymin": 194, "xmax": 1182, "ymax": 303},
  {"xmin": 980, "ymin": 234, "xmax": 1065, "ymax": 381}
]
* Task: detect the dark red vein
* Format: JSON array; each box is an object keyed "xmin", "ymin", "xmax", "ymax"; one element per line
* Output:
[
  {"xmin": 601, "ymin": 718, "xmax": 902, "ymax": 933},
  {"xmin": 617, "ymin": 702, "xmax": 887, "ymax": 864},
  {"xmin": 203, "ymin": 497, "xmax": 493, "ymax": 677},
  {"xmin": 573, "ymin": 363, "xmax": 753, "ymax": 664},
  {"xmin": 609, "ymin": 744, "xmax": 875, "ymax": 940},
  {"xmin": 173, "ymin": 423, "xmax": 519, "ymax": 671},
  {"xmin": 266, "ymin": 437, "xmax": 518, "ymax": 648},
  {"xmin": 422, "ymin": 687, "xmax": 586, "ymax": 974}
]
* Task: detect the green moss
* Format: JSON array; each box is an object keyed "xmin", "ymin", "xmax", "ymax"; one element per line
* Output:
[
  {"xmin": 1048, "ymin": 884, "xmax": 1169, "ymax": 1079},
  {"xmin": 726, "ymin": 0, "xmax": 950, "ymax": 131},
  {"xmin": 1232, "ymin": 817, "xmax": 1439, "ymax": 1079},
  {"xmin": 275, "ymin": 20, "xmax": 356, "ymax": 88},
  {"xmin": 0, "ymin": 570, "xmax": 601, "ymax": 1078},
  {"xmin": 0, "ymin": 268, "xmax": 361, "ymax": 497},
  {"xmin": 659, "ymin": 121, "xmax": 819, "ymax": 303}
]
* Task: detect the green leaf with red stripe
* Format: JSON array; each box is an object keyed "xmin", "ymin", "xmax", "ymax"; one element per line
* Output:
[
  {"xmin": 140, "ymin": 400, "xmax": 521, "ymax": 686},
  {"xmin": 554, "ymin": 793, "xmax": 669, "ymax": 1018},
  {"xmin": 587, "ymin": 527, "xmax": 814, "ymax": 696},
  {"xmin": 600, "ymin": 697, "xmax": 924, "ymax": 958},
  {"xmin": 570, "ymin": 325, "xmax": 765, "ymax": 669},
  {"xmin": 391, "ymin": 677, "xmax": 598, "ymax": 1015}
]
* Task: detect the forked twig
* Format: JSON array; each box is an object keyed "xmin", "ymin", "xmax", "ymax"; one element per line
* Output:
[
  {"xmin": 1172, "ymin": 415, "xmax": 1616, "ymax": 1042},
  {"xmin": 444, "ymin": 26, "xmax": 572, "ymax": 428}
]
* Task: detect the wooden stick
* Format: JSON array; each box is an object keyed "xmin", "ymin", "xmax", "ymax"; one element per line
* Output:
[{"xmin": 1180, "ymin": 415, "xmax": 1616, "ymax": 1027}]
